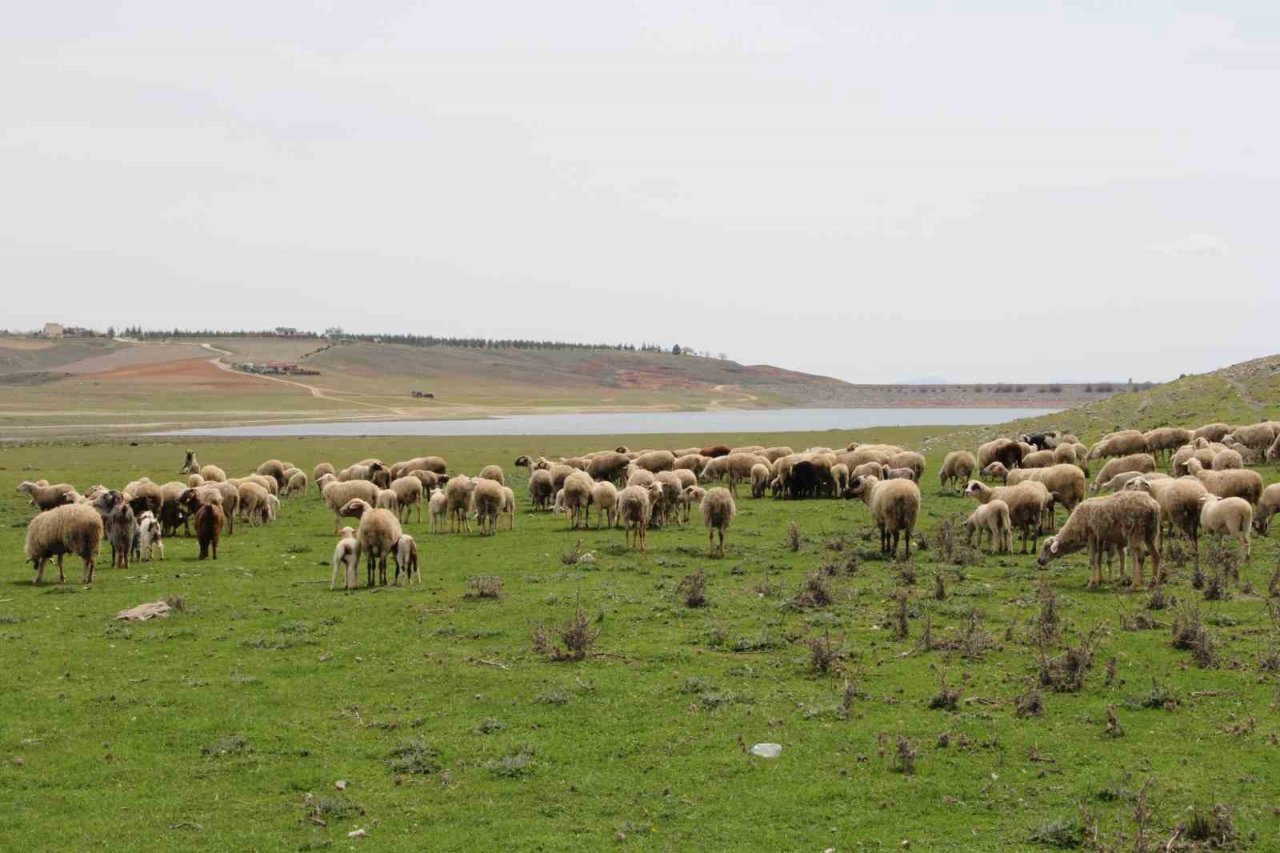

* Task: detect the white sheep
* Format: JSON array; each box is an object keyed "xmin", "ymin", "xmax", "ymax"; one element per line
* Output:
[
  {"xmin": 1199, "ymin": 494, "xmax": 1253, "ymax": 563},
  {"xmin": 25, "ymin": 503, "xmax": 103, "ymax": 584},
  {"xmin": 330, "ymin": 527, "xmax": 360, "ymax": 591}
]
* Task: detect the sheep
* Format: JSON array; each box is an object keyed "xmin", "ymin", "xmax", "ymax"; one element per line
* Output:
[
  {"xmin": 1052, "ymin": 442, "xmax": 1089, "ymax": 474},
  {"xmin": 700, "ymin": 445, "xmax": 731, "ymax": 458},
  {"xmin": 586, "ymin": 452, "xmax": 631, "ymax": 483},
  {"xmin": 652, "ymin": 471, "xmax": 684, "ymax": 527},
  {"xmin": 672, "ymin": 468, "xmax": 698, "ymax": 492},
  {"xmin": 501, "ymin": 486, "xmax": 516, "ymax": 530},
  {"xmin": 1171, "ymin": 443, "xmax": 1219, "ymax": 476},
  {"xmin": 1254, "ymin": 484, "xmax": 1280, "ymax": 535},
  {"xmin": 237, "ymin": 481, "xmax": 271, "ymax": 526},
  {"xmin": 887, "ymin": 451, "xmax": 926, "ymax": 479},
  {"xmin": 548, "ymin": 463, "xmax": 577, "ymax": 491},
  {"xmin": 16, "ymin": 480, "xmax": 79, "ymax": 512},
  {"xmin": 428, "ymin": 488, "xmax": 448, "ymax": 532},
  {"xmin": 93, "ymin": 490, "xmax": 136, "ymax": 569},
  {"xmin": 339, "ymin": 498, "xmax": 403, "ymax": 586},
  {"xmin": 1095, "ymin": 470, "xmax": 1169, "ymax": 493},
  {"xmin": 478, "ymin": 464, "xmax": 505, "ymax": 486},
  {"xmin": 25, "ymin": 503, "xmax": 102, "ymax": 584},
  {"xmin": 851, "ymin": 461, "xmax": 885, "ymax": 482},
  {"xmin": 590, "ymin": 481, "xmax": 618, "ymax": 528},
  {"xmin": 1194, "ymin": 422, "xmax": 1231, "ymax": 443},
  {"xmin": 786, "ymin": 459, "xmax": 821, "ymax": 499},
  {"xmin": 384, "ymin": 476, "xmax": 422, "ymax": 524},
  {"xmin": 313, "ymin": 463, "xmax": 337, "ymax": 494},
  {"xmin": 1021, "ymin": 431, "xmax": 1060, "ymax": 450},
  {"xmin": 202, "ymin": 481, "xmax": 239, "ymax": 535},
  {"xmin": 672, "ymin": 454, "xmax": 707, "ymax": 473},
  {"xmin": 375, "ymin": 488, "xmax": 401, "ymax": 518},
  {"xmin": 283, "ymin": 470, "xmax": 309, "ymax": 498},
  {"xmin": 1036, "ymin": 491, "xmax": 1162, "ymax": 588},
  {"xmin": 1222, "ymin": 422, "xmax": 1278, "ymax": 460},
  {"xmin": 830, "ymin": 462, "xmax": 850, "ymax": 495},
  {"xmin": 880, "ymin": 465, "xmax": 918, "ymax": 482},
  {"xmin": 845, "ymin": 476, "xmax": 921, "ymax": 560},
  {"xmin": 528, "ymin": 469, "xmax": 555, "ymax": 511},
  {"xmin": 763, "ymin": 446, "xmax": 794, "ymax": 462},
  {"xmin": 390, "ymin": 456, "xmax": 448, "ymax": 478},
  {"xmin": 409, "ymin": 470, "xmax": 441, "ymax": 494},
  {"xmin": 322, "ymin": 479, "xmax": 380, "ymax": 533},
  {"xmin": 980, "ymin": 462, "xmax": 1009, "ymax": 483},
  {"xmin": 699, "ymin": 487, "xmax": 736, "ymax": 557},
  {"xmin": 964, "ymin": 499, "xmax": 1012, "ymax": 554},
  {"xmin": 1185, "ymin": 458, "xmax": 1263, "ymax": 505},
  {"xmin": 1142, "ymin": 427, "xmax": 1193, "ymax": 461},
  {"xmin": 1088, "ymin": 430, "xmax": 1149, "ymax": 461},
  {"xmin": 179, "ymin": 449, "xmax": 200, "ymax": 475},
  {"xmin": 256, "ymin": 459, "xmax": 288, "ymax": 489},
  {"xmin": 472, "ymin": 478, "xmax": 506, "ymax": 535},
  {"xmin": 633, "ymin": 450, "xmax": 676, "ymax": 472},
  {"xmin": 681, "ymin": 485, "xmax": 706, "ymax": 522},
  {"xmin": 1212, "ymin": 448, "xmax": 1243, "ymax": 470},
  {"xmin": 627, "ymin": 467, "xmax": 656, "ymax": 489},
  {"xmin": 977, "ymin": 438, "xmax": 1025, "ymax": 470},
  {"xmin": 331, "ymin": 527, "xmax": 359, "ymax": 590},
  {"xmin": 703, "ymin": 452, "xmax": 771, "ymax": 496},
  {"xmin": 264, "ymin": 494, "xmax": 280, "ymax": 523},
  {"xmin": 133, "ymin": 510, "xmax": 163, "ymax": 562},
  {"xmin": 393, "ymin": 535, "xmax": 421, "ymax": 585},
  {"xmin": 195, "ymin": 503, "xmax": 224, "ymax": 560},
  {"xmin": 1007, "ymin": 464, "xmax": 1087, "ymax": 530},
  {"xmin": 617, "ymin": 485, "xmax": 651, "ymax": 550},
  {"xmin": 561, "ymin": 471, "xmax": 594, "ymax": 530},
  {"xmin": 444, "ymin": 476, "xmax": 477, "ymax": 533},
  {"xmin": 749, "ymin": 463, "xmax": 771, "ymax": 498},
  {"xmin": 1020, "ymin": 450, "xmax": 1055, "ymax": 469},
  {"xmin": 1265, "ymin": 433, "xmax": 1280, "ymax": 464},
  {"xmin": 187, "ymin": 474, "xmax": 205, "ymax": 488},
  {"xmin": 199, "ymin": 464, "xmax": 226, "ymax": 483},
  {"xmin": 963, "ymin": 480, "xmax": 1052, "ymax": 554},
  {"xmin": 1090, "ymin": 454, "xmax": 1157, "ymax": 493},
  {"xmin": 939, "ymin": 451, "xmax": 977, "ymax": 493},
  {"xmin": 1199, "ymin": 495, "xmax": 1253, "ymax": 564}
]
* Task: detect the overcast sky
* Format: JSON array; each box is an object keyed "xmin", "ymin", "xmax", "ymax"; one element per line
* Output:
[{"xmin": 3, "ymin": 2, "xmax": 1278, "ymax": 383}]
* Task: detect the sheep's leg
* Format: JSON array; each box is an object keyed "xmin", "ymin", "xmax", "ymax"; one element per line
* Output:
[
  {"xmin": 903, "ymin": 527, "xmax": 911, "ymax": 560},
  {"xmin": 707, "ymin": 528, "xmax": 714, "ymax": 557}
]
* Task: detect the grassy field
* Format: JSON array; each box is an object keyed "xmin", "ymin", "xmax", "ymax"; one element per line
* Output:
[{"xmin": 2, "ymin": 429, "xmax": 1278, "ymax": 850}]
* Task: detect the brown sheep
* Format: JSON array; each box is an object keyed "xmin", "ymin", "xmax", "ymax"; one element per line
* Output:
[{"xmin": 195, "ymin": 503, "xmax": 224, "ymax": 560}]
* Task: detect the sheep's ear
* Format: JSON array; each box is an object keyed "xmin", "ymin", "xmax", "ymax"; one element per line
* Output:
[{"xmin": 1050, "ymin": 539, "xmax": 1059, "ymax": 554}]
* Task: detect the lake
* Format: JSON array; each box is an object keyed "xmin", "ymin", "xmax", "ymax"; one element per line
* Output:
[{"xmin": 162, "ymin": 407, "xmax": 1060, "ymax": 437}]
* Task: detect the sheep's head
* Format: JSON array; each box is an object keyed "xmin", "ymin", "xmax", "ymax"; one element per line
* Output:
[
  {"xmin": 514, "ymin": 455, "xmax": 530, "ymax": 468},
  {"xmin": 1185, "ymin": 458, "xmax": 1204, "ymax": 473},
  {"xmin": 843, "ymin": 476, "xmax": 870, "ymax": 500},
  {"xmin": 339, "ymin": 498, "xmax": 371, "ymax": 518},
  {"xmin": 1123, "ymin": 477, "xmax": 1152, "ymax": 493},
  {"xmin": 16, "ymin": 481, "xmax": 35, "ymax": 495},
  {"xmin": 1036, "ymin": 537, "xmax": 1061, "ymax": 567},
  {"xmin": 963, "ymin": 480, "xmax": 986, "ymax": 499}
]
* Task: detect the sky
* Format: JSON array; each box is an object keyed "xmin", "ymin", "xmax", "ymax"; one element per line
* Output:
[{"xmin": 3, "ymin": 1, "xmax": 1278, "ymax": 383}]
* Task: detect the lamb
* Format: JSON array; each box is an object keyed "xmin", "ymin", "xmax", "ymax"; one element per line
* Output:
[
  {"xmin": 179, "ymin": 449, "xmax": 200, "ymax": 475},
  {"xmin": 1254, "ymin": 484, "xmax": 1280, "ymax": 535},
  {"xmin": 237, "ymin": 481, "xmax": 271, "ymax": 526},
  {"xmin": 617, "ymin": 485, "xmax": 652, "ymax": 550},
  {"xmin": 749, "ymin": 463, "xmax": 771, "ymax": 498},
  {"xmin": 939, "ymin": 451, "xmax": 977, "ymax": 493},
  {"xmin": 1212, "ymin": 448, "xmax": 1243, "ymax": 470},
  {"xmin": 478, "ymin": 464, "xmax": 505, "ymax": 485},
  {"xmin": 963, "ymin": 480, "xmax": 1052, "ymax": 554},
  {"xmin": 561, "ymin": 471, "xmax": 594, "ymax": 530},
  {"xmin": 851, "ymin": 461, "xmax": 885, "ymax": 481},
  {"xmin": 330, "ymin": 527, "xmax": 359, "ymax": 590},
  {"xmin": 1185, "ymin": 458, "xmax": 1263, "ymax": 505},
  {"xmin": 375, "ymin": 488, "xmax": 401, "ymax": 517},
  {"xmin": 1036, "ymin": 491, "xmax": 1162, "ymax": 588},
  {"xmin": 443, "ymin": 475, "xmax": 477, "ymax": 533},
  {"xmin": 428, "ymin": 489, "xmax": 448, "ymax": 532},
  {"xmin": 528, "ymin": 469, "xmax": 555, "ymax": 511},
  {"xmin": 845, "ymin": 475, "xmax": 921, "ymax": 559},
  {"xmin": 195, "ymin": 503, "xmax": 224, "ymax": 560},
  {"xmin": 199, "ymin": 464, "xmax": 227, "ymax": 483},
  {"xmin": 133, "ymin": 510, "xmax": 163, "ymax": 562},
  {"xmin": 1090, "ymin": 454, "xmax": 1157, "ymax": 493},
  {"xmin": 700, "ymin": 487, "xmax": 736, "ymax": 557},
  {"xmin": 283, "ymin": 470, "xmax": 309, "ymax": 498},
  {"xmin": 321, "ymin": 479, "xmax": 380, "ymax": 533},
  {"xmin": 886, "ymin": 451, "xmax": 925, "ymax": 479},
  {"xmin": 339, "ymin": 498, "xmax": 403, "ymax": 586},
  {"xmin": 591, "ymin": 481, "xmax": 618, "ymax": 528},
  {"xmin": 830, "ymin": 462, "xmax": 850, "ymax": 496},
  {"xmin": 880, "ymin": 466, "xmax": 918, "ymax": 482},
  {"xmin": 980, "ymin": 461, "xmax": 1010, "ymax": 483},
  {"xmin": 25, "ymin": 503, "xmax": 102, "ymax": 584},
  {"xmin": 501, "ymin": 486, "xmax": 516, "ymax": 530},
  {"xmin": 1199, "ymin": 495, "xmax": 1253, "ymax": 563},
  {"xmin": 964, "ymin": 499, "xmax": 1012, "ymax": 554},
  {"xmin": 1087, "ymin": 430, "xmax": 1148, "ymax": 462},
  {"xmin": 16, "ymin": 480, "xmax": 79, "ymax": 511},
  {"xmin": 473, "ymin": 477, "xmax": 506, "ymax": 535},
  {"xmin": 393, "ymin": 535, "xmax": 421, "ymax": 585}
]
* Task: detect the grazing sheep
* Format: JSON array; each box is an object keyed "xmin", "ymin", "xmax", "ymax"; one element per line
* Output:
[
  {"xmin": 977, "ymin": 438, "xmax": 1025, "ymax": 470},
  {"xmin": 1171, "ymin": 443, "xmax": 1220, "ymax": 476},
  {"xmin": 428, "ymin": 489, "xmax": 448, "ymax": 533},
  {"xmin": 1266, "ymin": 433, "xmax": 1280, "ymax": 463},
  {"xmin": 1212, "ymin": 448, "xmax": 1243, "ymax": 470},
  {"xmin": 321, "ymin": 480, "xmax": 380, "ymax": 533},
  {"xmin": 880, "ymin": 465, "xmax": 918, "ymax": 482},
  {"xmin": 478, "ymin": 464, "xmax": 505, "ymax": 486},
  {"xmin": 763, "ymin": 446, "xmax": 795, "ymax": 462},
  {"xmin": 1037, "ymin": 491, "xmax": 1162, "ymax": 588},
  {"xmin": 617, "ymin": 485, "xmax": 652, "ymax": 550},
  {"xmin": 1185, "ymin": 458, "xmax": 1263, "ymax": 505},
  {"xmin": 375, "ymin": 488, "xmax": 400, "ymax": 518},
  {"xmin": 672, "ymin": 468, "xmax": 698, "ymax": 492},
  {"xmin": 633, "ymin": 450, "xmax": 676, "ymax": 473},
  {"xmin": 528, "ymin": 469, "xmax": 555, "ymax": 511},
  {"xmin": 25, "ymin": 503, "xmax": 103, "ymax": 584},
  {"xmin": 700, "ymin": 487, "xmax": 736, "ymax": 557},
  {"xmin": 444, "ymin": 476, "xmax": 477, "ymax": 533},
  {"xmin": 939, "ymin": 451, "xmax": 977, "ymax": 493},
  {"xmin": 786, "ymin": 460, "xmax": 822, "ymax": 499},
  {"xmin": 887, "ymin": 451, "xmax": 926, "ymax": 479},
  {"xmin": 1020, "ymin": 450, "xmax": 1055, "ymax": 469},
  {"xmin": 964, "ymin": 480, "xmax": 1052, "ymax": 554},
  {"xmin": 672, "ymin": 453, "xmax": 707, "ymax": 474},
  {"xmin": 980, "ymin": 462, "xmax": 1010, "ymax": 483},
  {"xmin": 237, "ymin": 481, "xmax": 271, "ymax": 526},
  {"xmin": 473, "ymin": 478, "xmax": 506, "ymax": 535},
  {"xmin": 1088, "ymin": 430, "xmax": 1148, "ymax": 461},
  {"xmin": 548, "ymin": 463, "xmax": 578, "ymax": 491},
  {"xmin": 500, "ymin": 486, "xmax": 516, "ymax": 530},
  {"xmin": 17, "ymin": 480, "xmax": 79, "ymax": 512},
  {"xmin": 393, "ymin": 534, "xmax": 421, "ymax": 584},
  {"xmin": 627, "ymin": 467, "xmax": 656, "ymax": 489},
  {"xmin": 586, "ymin": 452, "xmax": 631, "ymax": 483},
  {"xmin": 387, "ymin": 476, "xmax": 423, "ymax": 524},
  {"xmin": 700, "ymin": 445, "xmax": 731, "ymax": 458},
  {"xmin": 187, "ymin": 474, "xmax": 205, "ymax": 488},
  {"xmin": 681, "ymin": 485, "xmax": 706, "ymax": 523},
  {"xmin": 1223, "ymin": 422, "xmax": 1278, "ymax": 461},
  {"xmin": 1007, "ymin": 464, "xmax": 1087, "ymax": 531},
  {"xmin": 591, "ymin": 481, "xmax": 619, "ymax": 528},
  {"xmin": 1199, "ymin": 495, "xmax": 1253, "ymax": 563},
  {"xmin": 1193, "ymin": 422, "xmax": 1231, "ymax": 443},
  {"xmin": 1090, "ymin": 454, "xmax": 1157, "ymax": 493},
  {"xmin": 330, "ymin": 527, "xmax": 359, "ymax": 590},
  {"xmin": 1095, "ymin": 470, "xmax": 1169, "ymax": 493},
  {"xmin": 283, "ymin": 470, "xmax": 308, "ymax": 498},
  {"xmin": 195, "ymin": 503, "xmax": 224, "ymax": 560},
  {"xmin": 199, "ymin": 464, "xmax": 226, "ymax": 483},
  {"xmin": 313, "ymin": 463, "xmax": 337, "ymax": 494},
  {"xmin": 180, "ymin": 450, "xmax": 201, "ymax": 475},
  {"xmin": 750, "ymin": 463, "xmax": 771, "ymax": 498},
  {"xmin": 256, "ymin": 459, "xmax": 288, "ymax": 489},
  {"xmin": 391, "ymin": 456, "xmax": 448, "ymax": 478},
  {"xmin": 561, "ymin": 472, "xmax": 594, "ymax": 530},
  {"xmin": 965, "ymin": 499, "xmax": 1012, "ymax": 554},
  {"xmin": 1052, "ymin": 442, "xmax": 1089, "ymax": 474},
  {"xmin": 653, "ymin": 471, "xmax": 684, "ymax": 527},
  {"xmin": 830, "ymin": 462, "xmax": 850, "ymax": 495},
  {"xmin": 845, "ymin": 475, "xmax": 921, "ymax": 560},
  {"xmin": 339, "ymin": 499, "xmax": 403, "ymax": 586},
  {"xmin": 1253, "ymin": 484, "xmax": 1280, "ymax": 535},
  {"xmin": 851, "ymin": 461, "xmax": 885, "ymax": 482},
  {"xmin": 134, "ymin": 510, "xmax": 163, "ymax": 562},
  {"xmin": 1021, "ymin": 431, "xmax": 1061, "ymax": 451}
]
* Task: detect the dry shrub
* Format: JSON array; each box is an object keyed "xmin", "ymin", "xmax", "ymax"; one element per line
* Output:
[
  {"xmin": 386, "ymin": 738, "xmax": 441, "ymax": 775},
  {"xmin": 1205, "ymin": 539, "xmax": 1241, "ymax": 586},
  {"xmin": 1203, "ymin": 570, "xmax": 1229, "ymax": 602},
  {"xmin": 464, "ymin": 576, "xmax": 504, "ymax": 600},
  {"xmin": 894, "ymin": 736, "xmax": 917, "ymax": 774},
  {"xmin": 561, "ymin": 539, "xmax": 585, "ymax": 566},
  {"xmin": 1182, "ymin": 804, "xmax": 1236, "ymax": 847},
  {"xmin": 785, "ymin": 521, "xmax": 801, "ymax": 552},
  {"xmin": 676, "ymin": 570, "xmax": 707, "ymax": 608},
  {"xmin": 898, "ymin": 562, "xmax": 917, "ymax": 586},
  {"xmin": 891, "ymin": 590, "xmax": 910, "ymax": 640},
  {"xmin": 805, "ymin": 630, "xmax": 844, "ymax": 675},
  {"xmin": 933, "ymin": 572, "xmax": 947, "ymax": 601},
  {"xmin": 1191, "ymin": 565, "xmax": 1205, "ymax": 590},
  {"xmin": 1146, "ymin": 585, "xmax": 1169, "ymax": 611},
  {"xmin": 1039, "ymin": 632, "xmax": 1096, "ymax": 693},
  {"xmin": 1171, "ymin": 602, "xmax": 1218, "ymax": 668},
  {"xmin": 1034, "ymin": 578, "xmax": 1060, "ymax": 648},
  {"xmin": 532, "ymin": 606, "xmax": 599, "ymax": 661},
  {"xmin": 954, "ymin": 609, "xmax": 993, "ymax": 660},
  {"xmin": 792, "ymin": 571, "xmax": 833, "ymax": 609},
  {"xmin": 1104, "ymin": 705, "xmax": 1123, "ymax": 737},
  {"xmin": 1015, "ymin": 686, "xmax": 1044, "ymax": 718},
  {"xmin": 1269, "ymin": 563, "xmax": 1280, "ymax": 599},
  {"xmin": 1120, "ymin": 610, "xmax": 1160, "ymax": 631},
  {"xmin": 928, "ymin": 673, "xmax": 961, "ymax": 711}
]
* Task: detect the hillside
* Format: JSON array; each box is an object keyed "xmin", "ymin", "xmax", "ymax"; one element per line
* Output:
[{"xmin": 0, "ymin": 335, "xmax": 1121, "ymax": 439}]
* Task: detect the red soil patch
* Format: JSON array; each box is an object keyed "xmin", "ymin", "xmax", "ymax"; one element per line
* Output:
[{"xmin": 83, "ymin": 358, "xmax": 276, "ymax": 391}]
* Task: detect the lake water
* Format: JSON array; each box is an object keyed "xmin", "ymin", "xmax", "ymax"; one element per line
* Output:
[{"xmin": 163, "ymin": 407, "xmax": 1059, "ymax": 438}]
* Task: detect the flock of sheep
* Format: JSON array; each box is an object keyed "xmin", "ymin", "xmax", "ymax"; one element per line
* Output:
[{"xmin": 14, "ymin": 418, "xmax": 1280, "ymax": 593}]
